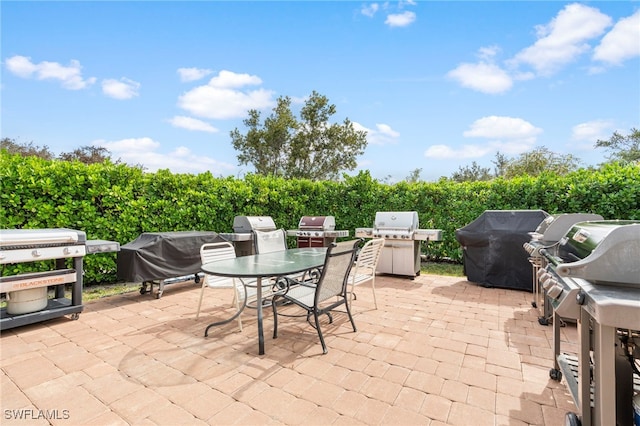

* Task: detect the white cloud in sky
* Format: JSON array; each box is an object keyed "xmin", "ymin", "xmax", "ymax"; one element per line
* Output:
[
  {"xmin": 177, "ymin": 67, "xmax": 213, "ymax": 82},
  {"xmin": 361, "ymin": 3, "xmax": 379, "ymax": 18},
  {"xmin": 385, "ymin": 11, "xmax": 416, "ymax": 27},
  {"xmin": 592, "ymin": 10, "xmax": 640, "ymax": 65},
  {"xmin": 425, "ymin": 116, "xmax": 542, "ymax": 159},
  {"xmin": 102, "ymin": 78, "xmax": 140, "ymax": 100},
  {"xmin": 178, "ymin": 70, "xmax": 275, "ymax": 120},
  {"xmin": 447, "ymin": 62, "xmax": 513, "ymax": 94},
  {"xmin": 448, "ymin": 4, "xmax": 638, "ymax": 93},
  {"xmin": 168, "ymin": 116, "xmax": 219, "ymax": 133},
  {"xmin": 95, "ymin": 137, "xmax": 235, "ymax": 174},
  {"xmin": 509, "ymin": 3, "xmax": 612, "ymax": 76},
  {"xmin": 571, "ymin": 120, "xmax": 614, "ymax": 142},
  {"xmin": 353, "ymin": 122, "xmax": 400, "ymax": 145},
  {"xmin": 4, "ymin": 55, "xmax": 96, "ymax": 90}
]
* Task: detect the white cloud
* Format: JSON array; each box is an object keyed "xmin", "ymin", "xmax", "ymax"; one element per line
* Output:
[
  {"xmin": 425, "ymin": 116, "xmax": 542, "ymax": 159},
  {"xmin": 209, "ymin": 70, "xmax": 263, "ymax": 89},
  {"xmin": 178, "ymin": 70, "xmax": 275, "ymax": 120},
  {"xmin": 464, "ymin": 116, "xmax": 542, "ymax": 140},
  {"xmin": 353, "ymin": 122, "xmax": 400, "ymax": 145},
  {"xmin": 509, "ymin": 3, "xmax": 612, "ymax": 76},
  {"xmin": 571, "ymin": 120, "xmax": 614, "ymax": 142},
  {"xmin": 447, "ymin": 62, "xmax": 513, "ymax": 94},
  {"xmin": 4, "ymin": 55, "xmax": 96, "ymax": 90},
  {"xmin": 385, "ymin": 11, "xmax": 416, "ymax": 27},
  {"xmin": 102, "ymin": 78, "xmax": 140, "ymax": 100},
  {"xmin": 361, "ymin": 3, "xmax": 379, "ymax": 18},
  {"xmin": 592, "ymin": 10, "xmax": 640, "ymax": 65},
  {"xmin": 177, "ymin": 67, "xmax": 213, "ymax": 82},
  {"xmin": 94, "ymin": 137, "xmax": 235, "ymax": 174},
  {"xmin": 168, "ymin": 116, "xmax": 219, "ymax": 133}
]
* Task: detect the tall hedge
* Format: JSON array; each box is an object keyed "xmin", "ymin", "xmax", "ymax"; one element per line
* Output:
[{"xmin": 1, "ymin": 152, "xmax": 638, "ymax": 283}]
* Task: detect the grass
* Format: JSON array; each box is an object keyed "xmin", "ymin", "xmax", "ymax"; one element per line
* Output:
[{"xmin": 421, "ymin": 261, "xmax": 464, "ymax": 277}]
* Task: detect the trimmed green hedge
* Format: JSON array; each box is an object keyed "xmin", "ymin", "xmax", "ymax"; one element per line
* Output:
[{"xmin": 1, "ymin": 153, "xmax": 638, "ymax": 283}]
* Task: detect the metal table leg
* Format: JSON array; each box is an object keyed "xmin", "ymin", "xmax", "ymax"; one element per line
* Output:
[{"xmin": 256, "ymin": 277, "xmax": 264, "ymax": 355}]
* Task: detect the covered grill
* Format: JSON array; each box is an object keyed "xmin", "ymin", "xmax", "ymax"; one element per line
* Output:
[
  {"xmin": 537, "ymin": 220, "xmax": 640, "ymax": 425},
  {"xmin": 219, "ymin": 215, "xmax": 277, "ymax": 257},
  {"xmin": 455, "ymin": 209, "xmax": 548, "ymax": 291},
  {"xmin": 355, "ymin": 211, "xmax": 443, "ymax": 278},
  {"xmin": 523, "ymin": 213, "xmax": 603, "ymax": 324},
  {"xmin": 117, "ymin": 231, "xmax": 223, "ymax": 298},
  {"xmin": 1, "ymin": 228, "xmax": 119, "ymax": 330},
  {"xmin": 286, "ymin": 216, "xmax": 349, "ymax": 248}
]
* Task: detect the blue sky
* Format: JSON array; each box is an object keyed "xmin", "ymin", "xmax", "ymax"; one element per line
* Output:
[{"xmin": 2, "ymin": 1, "xmax": 639, "ymax": 182}]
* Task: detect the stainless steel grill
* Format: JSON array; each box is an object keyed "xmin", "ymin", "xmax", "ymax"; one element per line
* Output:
[
  {"xmin": 219, "ymin": 215, "xmax": 277, "ymax": 257},
  {"xmin": 0, "ymin": 228, "xmax": 119, "ymax": 330},
  {"xmin": 523, "ymin": 213, "xmax": 603, "ymax": 324},
  {"xmin": 355, "ymin": 211, "xmax": 442, "ymax": 278},
  {"xmin": 533, "ymin": 220, "xmax": 640, "ymax": 425},
  {"xmin": 286, "ymin": 216, "xmax": 349, "ymax": 248}
]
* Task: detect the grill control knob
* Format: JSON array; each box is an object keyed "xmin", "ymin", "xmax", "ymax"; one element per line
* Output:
[
  {"xmin": 547, "ymin": 283, "xmax": 563, "ymax": 299},
  {"xmin": 576, "ymin": 292, "xmax": 586, "ymax": 305}
]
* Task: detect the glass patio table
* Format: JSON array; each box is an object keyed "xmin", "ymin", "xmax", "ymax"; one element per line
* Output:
[{"xmin": 200, "ymin": 247, "xmax": 327, "ymax": 355}]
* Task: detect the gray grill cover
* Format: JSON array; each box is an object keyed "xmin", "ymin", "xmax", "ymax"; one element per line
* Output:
[
  {"xmin": 117, "ymin": 231, "xmax": 225, "ymax": 282},
  {"xmin": 455, "ymin": 210, "xmax": 549, "ymax": 291}
]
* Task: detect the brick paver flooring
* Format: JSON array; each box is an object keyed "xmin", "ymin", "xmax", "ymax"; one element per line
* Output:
[{"xmin": 1, "ymin": 274, "xmax": 578, "ymax": 425}]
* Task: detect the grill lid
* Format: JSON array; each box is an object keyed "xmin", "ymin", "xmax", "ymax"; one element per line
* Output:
[
  {"xmin": 0, "ymin": 228, "xmax": 86, "ymax": 247},
  {"xmin": 555, "ymin": 221, "xmax": 640, "ymax": 286},
  {"xmin": 298, "ymin": 216, "xmax": 336, "ymax": 231},
  {"xmin": 374, "ymin": 211, "xmax": 419, "ymax": 232},
  {"xmin": 232, "ymin": 216, "xmax": 276, "ymax": 233},
  {"xmin": 530, "ymin": 213, "xmax": 603, "ymax": 243}
]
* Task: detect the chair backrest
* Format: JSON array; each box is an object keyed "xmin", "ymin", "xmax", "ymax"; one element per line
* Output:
[
  {"xmin": 253, "ymin": 229, "xmax": 288, "ymax": 254},
  {"xmin": 200, "ymin": 242, "xmax": 237, "ymax": 287},
  {"xmin": 315, "ymin": 239, "xmax": 360, "ymax": 303},
  {"xmin": 353, "ymin": 238, "xmax": 385, "ymax": 276}
]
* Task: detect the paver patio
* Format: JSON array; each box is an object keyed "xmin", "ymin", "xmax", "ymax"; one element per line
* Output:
[{"xmin": 1, "ymin": 273, "xmax": 578, "ymax": 425}]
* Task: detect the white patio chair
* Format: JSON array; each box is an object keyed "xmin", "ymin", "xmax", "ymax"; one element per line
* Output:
[
  {"xmin": 196, "ymin": 242, "xmax": 252, "ymax": 331},
  {"xmin": 253, "ymin": 228, "xmax": 315, "ymax": 286},
  {"xmin": 349, "ymin": 238, "xmax": 385, "ymax": 309}
]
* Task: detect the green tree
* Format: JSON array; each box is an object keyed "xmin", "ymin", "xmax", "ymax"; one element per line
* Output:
[
  {"xmin": 230, "ymin": 91, "xmax": 367, "ymax": 181},
  {"xmin": 595, "ymin": 128, "xmax": 640, "ymax": 164},
  {"xmin": 59, "ymin": 145, "xmax": 112, "ymax": 164},
  {"xmin": 450, "ymin": 161, "xmax": 493, "ymax": 182},
  {"xmin": 405, "ymin": 168, "xmax": 422, "ymax": 182},
  {"xmin": 1, "ymin": 138, "xmax": 55, "ymax": 160},
  {"xmin": 497, "ymin": 147, "xmax": 581, "ymax": 178}
]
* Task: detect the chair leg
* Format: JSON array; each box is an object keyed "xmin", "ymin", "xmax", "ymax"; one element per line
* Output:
[
  {"xmin": 344, "ymin": 296, "xmax": 357, "ymax": 333},
  {"xmin": 313, "ymin": 310, "xmax": 328, "ymax": 354},
  {"xmin": 233, "ymin": 283, "xmax": 243, "ymax": 332},
  {"xmin": 371, "ymin": 277, "xmax": 378, "ymax": 309},
  {"xmin": 195, "ymin": 281, "xmax": 207, "ymax": 319}
]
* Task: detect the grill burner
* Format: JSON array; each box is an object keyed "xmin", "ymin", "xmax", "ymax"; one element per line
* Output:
[
  {"xmin": 286, "ymin": 216, "xmax": 349, "ymax": 248},
  {"xmin": 355, "ymin": 211, "xmax": 442, "ymax": 278}
]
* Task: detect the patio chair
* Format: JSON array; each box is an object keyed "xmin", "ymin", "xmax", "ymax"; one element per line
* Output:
[
  {"xmin": 349, "ymin": 238, "xmax": 385, "ymax": 309},
  {"xmin": 196, "ymin": 242, "xmax": 254, "ymax": 332},
  {"xmin": 253, "ymin": 228, "xmax": 316, "ymax": 286},
  {"xmin": 271, "ymin": 239, "xmax": 360, "ymax": 354}
]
